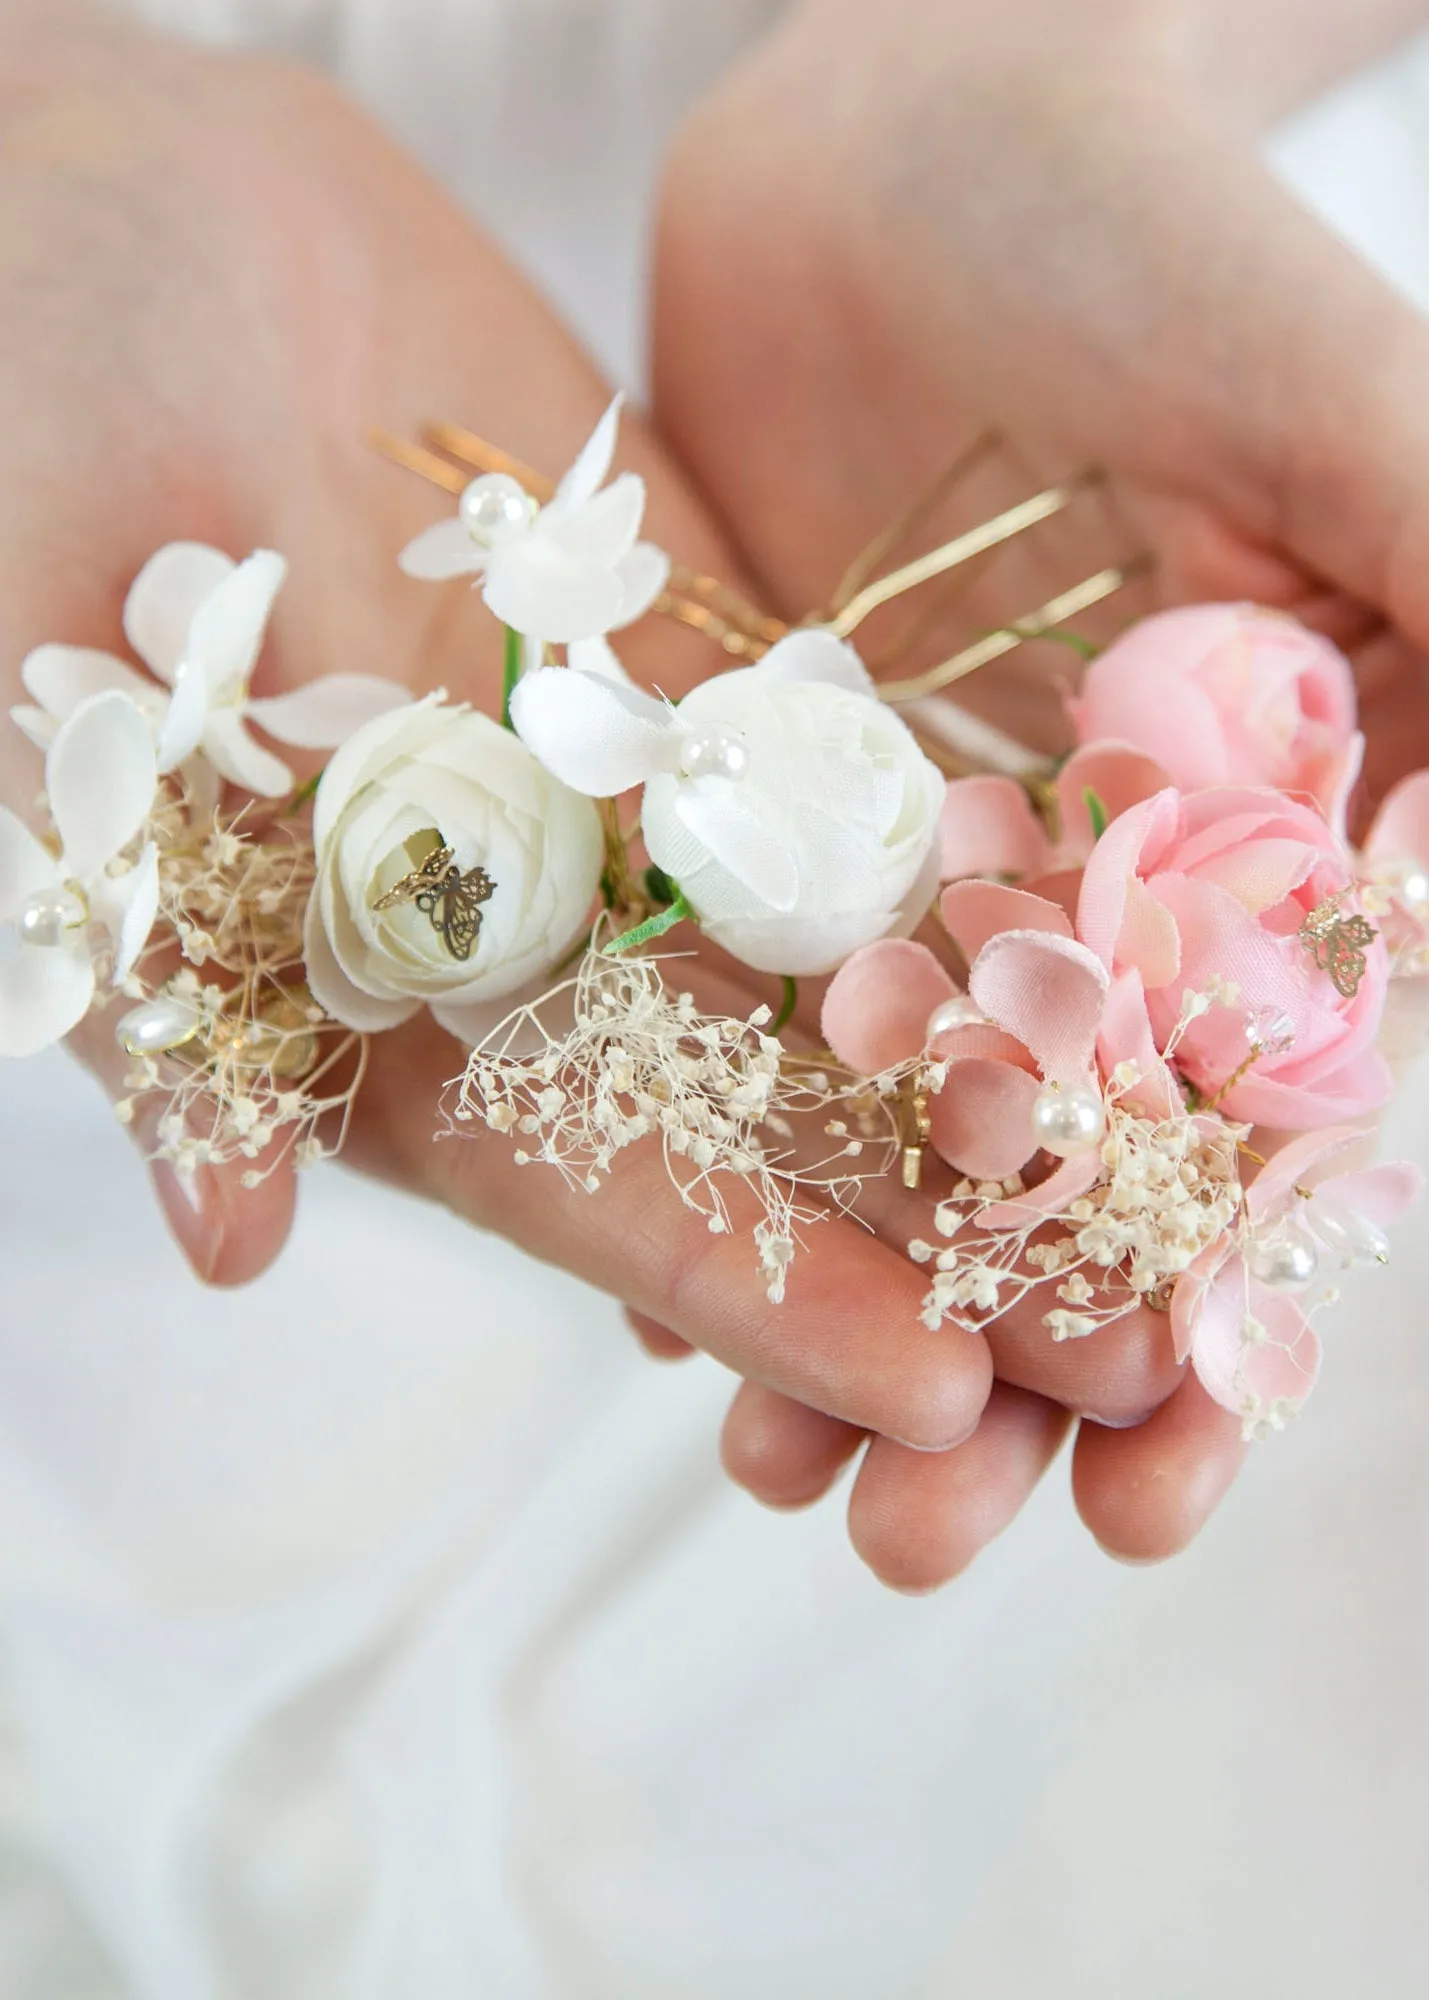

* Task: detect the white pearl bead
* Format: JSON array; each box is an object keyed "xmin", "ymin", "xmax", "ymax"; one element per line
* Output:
[
  {"xmin": 16, "ymin": 885, "xmax": 87, "ymax": 947},
  {"xmin": 1310, "ymin": 1203, "xmax": 1391, "ymax": 1269},
  {"xmin": 1246, "ymin": 1223, "xmax": 1320, "ymax": 1292},
  {"xmin": 116, "ymin": 997, "xmax": 203, "ymax": 1058},
  {"xmin": 926, "ymin": 996, "xmax": 985, "ymax": 1039},
  {"xmin": 1031, "ymin": 1081, "xmax": 1106, "ymax": 1157},
  {"xmin": 458, "ymin": 473, "xmax": 532, "ymax": 547},
  {"xmin": 1400, "ymin": 868, "xmax": 1429, "ymax": 910},
  {"xmin": 679, "ymin": 727, "xmax": 750, "ymax": 782}
]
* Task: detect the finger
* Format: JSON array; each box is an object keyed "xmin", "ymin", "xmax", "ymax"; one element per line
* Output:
[
  {"xmin": 721, "ymin": 1380, "xmax": 864, "ymax": 1509},
  {"xmin": 625, "ymin": 1308, "xmax": 695, "ymax": 1362},
  {"xmin": 1071, "ymin": 1370, "xmax": 1247, "ymax": 1563},
  {"xmin": 848, "ymin": 1384, "xmax": 1071, "ymax": 1594},
  {"xmin": 349, "ymin": 1014, "xmax": 995, "ymax": 1449}
]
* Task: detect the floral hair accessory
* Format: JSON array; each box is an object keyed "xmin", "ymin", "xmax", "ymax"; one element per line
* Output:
[{"xmin": 4, "ymin": 415, "xmax": 1424, "ymax": 1439}]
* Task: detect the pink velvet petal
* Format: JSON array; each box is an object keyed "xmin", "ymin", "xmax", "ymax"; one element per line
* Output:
[
  {"xmin": 1171, "ymin": 1241, "xmax": 1230, "ymax": 1365},
  {"xmin": 929, "ymin": 1059, "xmax": 1042, "ymax": 1179},
  {"xmin": 1075, "ymin": 789, "xmax": 1180, "ymax": 969},
  {"xmin": 1097, "ymin": 968, "xmax": 1182, "ymax": 1118},
  {"xmin": 1056, "ymin": 740, "xmax": 1173, "ymax": 855},
  {"xmin": 1189, "ymin": 1262, "xmax": 1322, "ymax": 1420},
  {"xmin": 939, "ymin": 775, "xmax": 1053, "ymax": 882},
  {"xmin": 979, "ymin": 1148, "xmax": 1104, "ymax": 1231},
  {"xmin": 969, "ymin": 929, "xmax": 1109, "ymax": 1081},
  {"xmin": 820, "ymin": 938, "xmax": 956, "ymax": 1075},
  {"xmin": 939, "ymin": 880, "xmax": 1071, "ymax": 963},
  {"xmin": 1365, "ymin": 767, "xmax": 1429, "ymax": 867}
]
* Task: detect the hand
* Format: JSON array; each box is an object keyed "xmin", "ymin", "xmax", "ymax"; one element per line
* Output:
[
  {"xmin": 653, "ymin": 0, "xmax": 1429, "ymax": 1577},
  {"xmin": 0, "ymin": 5, "xmax": 996, "ymax": 1471}
]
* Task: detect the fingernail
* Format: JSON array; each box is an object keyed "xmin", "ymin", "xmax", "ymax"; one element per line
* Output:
[
  {"xmin": 1094, "ymin": 1541, "xmax": 1164, "ymax": 1568},
  {"xmin": 1080, "ymin": 1405, "xmax": 1160, "ymax": 1431},
  {"xmin": 149, "ymin": 1158, "xmax": 224, "ymax": 1283}
]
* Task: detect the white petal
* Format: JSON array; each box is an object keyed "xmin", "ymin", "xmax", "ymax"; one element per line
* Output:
[
  {"xmin": 673, "ymin": 784, "xmax": 799, "ymax": 912},
  {"xmin": 483, "ymin": 542, "xmax": 626, "ymax": 644},
  {"xmin": 47, "ymin": 693, "xmax": 157, "ymax": 879},
  {"xmin": 0, "ymin": 935, "xmax": 95, "ymax": 1057},
  {"xmin": 202, "ymin": 711, "xmax": 294, "ymax": 798},
  {"xmin": 550, "ymin": 393, "xmax": 622, "ymax": 514},
  {"xmin": 610, "ymin": 542, "xmax": 671, "ymax": 628},
  {"xmin": 246, "ymin": 675, "xmax": 411, "ymax": 749},
  {"xmin": 302, "ymin": 890, "xmax": 421, "ymax": 1034},
  {"xmin": 0, "ymin": 805, "xmax": 59, "ymax": 921},
  {"xmin": 155, "ymin": 658, "xmax": 211, "ymax": 773},
  {"xmin": 542, "ymin": 473, "xmax": 644, "ymax": 568},
  {"xmin": 567, "ymin": 636, "xmax": 633, "ymax": 684},
  {"xmin": 186, "ymin": 550, "xmax": 286, "ymax": 698},
  {"xmin": 398, "ymin": 518, "xmax": 487, "ymax": 581},
  {"xmin": 103, "ymin": 841, "xmax": 161, "ymax": 983},
  {"xmin": 123, "ymin": 543, "xmax": 235, "ymax": 683},
  {"xmin": 758, "ymin": 629, "xmax": 875, "ymax": 695},
  {"xmin": 21, "ymin": 644, "xmax": 156, "ymax": 718},
  {"xmin": 509, "ymin": 666, "xmax": 675, "ymax": 794},
  {"xmin": 9, "ymin": 706, "xmax": 56, "ymax": 751}
]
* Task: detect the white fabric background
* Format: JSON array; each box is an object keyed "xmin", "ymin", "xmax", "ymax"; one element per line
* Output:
[{"xmin": 1, "ymin": 5, "xmax": 1428, "ymax": 1995}]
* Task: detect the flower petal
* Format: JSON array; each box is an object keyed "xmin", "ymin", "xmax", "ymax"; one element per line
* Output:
[
  {"xmin": 0, "ymin": 806, "xmax": 59, "ymax": 920},
  {"xmin": 939, "ymin": 775, "xmax": 1053, "ymax": 881},
  {"xmin": 9, "ymin": 706, "xmax": 55, "ymax": 751},
  {"xmin": 566, "ymin": 636, "xmax": 632, "ymax": 683},
  {"xmin": 968, "ymin": 928, "xmax": 1109, "ymax": 1081},
  {"xmin": 21, "ymin": 644, "xmax": 156, "ymax": 720},
  {"xmin": 542, "ymin": 473, "xmax": 644, "ymax": 567},
  {"xmin": 1365, "ymin": 766, "xmax": 1429, "ymax": 868},
  {"xmin": 979, "ymin": 1148, "xmax": 1104, "ymax": 1230},
  {"xmin": 105, "ymin": 842, "xmax": 160, "ymax": 983},
  {"xmin": 1187, "ymin": 1259, "xmax": 1321, "ymax": 1421},
  {"xmin": 398, "ymin": 518, "xmax": 488, "ymax": 581},
  {"xmin": 1055, "ymin": 740, "xmax": 1173, "ymax": 854},
  {"xmin": 757, "ymin": 629, "xmax": 875, "ymax": 695},
  {"xmin": 186, "ymin": 550, "xmax": 286, "ymax": 697},
  {"xmin": 302, "ymin": 890, "xmax": 422, "ymax": 1034},
  {"xmin": 550, "ymin": 393, "xmax": 622, "ymax": 513},
  {"xmin": 483, "ymin": 540, "xmax": 627, "ymax": 644},
  {"xmin": 154, "ymin": 658, "xmax": 211, "ymax": 773},
  {"xmin": 47, "ymin": 693, "xmax": 157, "ymax": 879},
  {"xmin": 200, "ymin": 711, "xmax": 294, "ymax": 798},
  {"xmin": 821, "ymin": 938, "xmax": 957, "ymax": 1073},
  {"xmin": 611, "ymin": 542, "xmax": 671, "ymax": 628},
  {"xmin": 930, "ymin": 1059, "xmax": 1042, "ymax": 1179},
  {"xmin": 673, "ymin": 784, "xmax": 799, "ymax": 911},
  {"xmin": 246, "ymin": 675, "xmax": 411, "ymax": 750},
  {"xmin": 510, "ymin": 665, "xmax": 674, "ymax": 794},
  {"xmin": 123, "ymin": 543, "xmax": 235, "ymax": 682},
  {"xmin": 939, "ymin": 880, "xmax": 1072, "ymax": 962},
  {"xmin": 0, "ymin": 934, "xmax": 95, "ymax": 1057}
]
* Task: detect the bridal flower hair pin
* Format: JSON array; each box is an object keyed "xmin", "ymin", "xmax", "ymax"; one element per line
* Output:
[{"xmin": 6, "ymin": 399, "xmax": 1427, "ymax": 1438}]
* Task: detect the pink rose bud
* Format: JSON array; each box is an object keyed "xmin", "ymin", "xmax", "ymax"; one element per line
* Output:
[{"xmin": 1070, "ymin": 605, "xmax": 1361, "ymax": 829}]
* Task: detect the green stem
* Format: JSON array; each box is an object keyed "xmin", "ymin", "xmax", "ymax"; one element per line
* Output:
[
  {"xmin": 604, "ymin": 892, "xmax": 693, "ymax": 956},
  {"xmin": 772, "ymin": 975, "xmax": 798, "ymax": 1035},
  {"xmin": 501, "ymin": 624, "xmax": 522, "ymax": 730}
]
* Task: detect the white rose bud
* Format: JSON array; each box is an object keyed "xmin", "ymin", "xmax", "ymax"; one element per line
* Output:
[
  {"xmin": 510, "ymin": 629, "xmax": 945, "ymax": 975},
  {"xmin": 303, "ymin": 697, "xmax": 604, "ymax": 1042}
]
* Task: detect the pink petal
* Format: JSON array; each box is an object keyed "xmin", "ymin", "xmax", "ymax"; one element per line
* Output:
[
  {"xmin": 821, "ymin": 939, "xmax": 956, "ymax": 1073},
  {"xmin": 1076, "ymin": 789, "xmax": 1181, "ymax": 969},
  {"xmin": 929, "ymin": 1058, "xmax": 1041, "ymax": 1178},
  {"xmin": 1119, "ymin": 875, "xmax": 1182, "ymax": 987},
  {"xmin": 939, "ymin": 775, "xmax": 1052, "ymax": 882},
  {"xmin": 980, "ymin": 1148, "xmax": 1104, "ymax": 1230},
  {"xmin": 1097, "ymin": 969, "xmax": 1181, "ymax": 1117},
  {"xmin": 1365, "ymin": 767, "xmax": 1429, "ymax": 867},
  {"xmin": 1224, "ymin": 1046, "xmax": 1392, "ymax": 1130},
  {"xmin": 969, "ymin": 928, "xmax": 1109, "ymax": 1081},
  {"xmin": 1056, "ymin": 740, "xmax": 1173, "ymax": 854},
  {"xmin": 1187, "ymin": 1258, "xmax": 1322, "ymax": 1420},
  {"xmin": 1171, "ymin": 1240, "xmax": 1230, "ymax": 1365},
  {"xmin": 939, "ymin": 880, "xmax": 1072, "ymax": 963}
]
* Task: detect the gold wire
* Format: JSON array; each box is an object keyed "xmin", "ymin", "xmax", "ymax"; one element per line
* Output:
[
  {"xmin": 827, "ymin": 430, "xmax": 1002, "ymax": 616},
  {"xmin": 827, "ymin": 469, "xmax": 1105, "ymax": 640},
  {"xmin": 419, "ymin": 421, "xmax": 554, "ymax": 501}
]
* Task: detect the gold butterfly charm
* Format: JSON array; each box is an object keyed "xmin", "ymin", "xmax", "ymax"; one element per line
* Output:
[
  {"xmin": 1298, "ymin": 895, "xmax": 1377, "ymax": 1001},
  {"xmin": 374, "ymin": 839, "xmax": 495, "ymax": 963}
]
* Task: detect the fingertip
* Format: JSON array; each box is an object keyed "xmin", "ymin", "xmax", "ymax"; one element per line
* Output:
[
  {"xmin": 1072, "ymin": 1374, "xmax": 1248, "ymax": 1563},
  {"xmin": 624, "ymin": 1307, "xmax": 695, "ymax": 1362},
  {"xmin": 721, "ymin": 1381, "xmax": 864, "ymax": 1510},
  {"xmin": 150, "ymin": 1153, "xmax": 297, "ymax": 1288}
]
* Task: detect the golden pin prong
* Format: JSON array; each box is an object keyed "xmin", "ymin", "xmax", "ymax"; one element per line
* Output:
[
  {"xmin": 878, "ymin": 559, "xmax": 1144, "ymax": 704},
  {"xmin": 419, "ymin": 421, "xmax": 553, "ymax": 501},
  {"xmin": 365, "ymin": 425, "xmax": 468, "ymax": 495},
  {"xmin": 827, "ymin": 468, "xmax": 1105, "ymax": 640},
  {"xmin": 829, "ymin": 430, "xmax": 1002, "ymax": 617}
]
